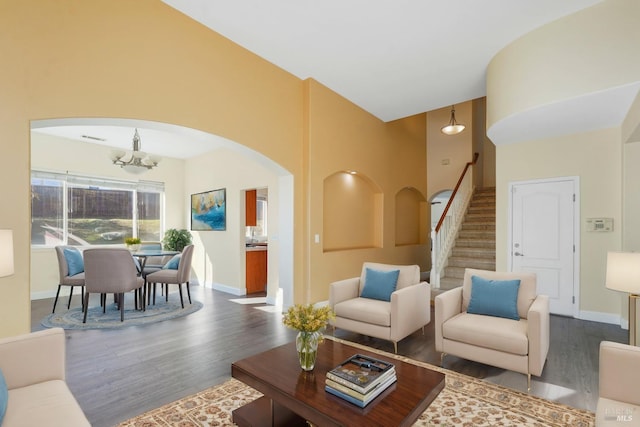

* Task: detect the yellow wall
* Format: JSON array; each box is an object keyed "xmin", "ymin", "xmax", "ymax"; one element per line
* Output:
[
  {"xmin": 0, "ymin": 1, "xmax": 428, "ymax": 336},
  {"xmin": 0, "ymin": 0, "xmax": 304, "ymax": 336},
  {"xmin": 496, "ymin": 127, "xmax": 623, "ymax": 318},
  {"xmin": 305, "ymin": 80, "xmax": 428, "ymax": 302},
  {"xmin": 426, "ymin": 103, "xmax": 473, "ymax": 199}
]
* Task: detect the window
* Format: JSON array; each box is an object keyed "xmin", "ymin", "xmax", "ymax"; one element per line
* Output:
[{"xmin": 31, "ymin": 171, "xmax": 164, "ymax": 246}]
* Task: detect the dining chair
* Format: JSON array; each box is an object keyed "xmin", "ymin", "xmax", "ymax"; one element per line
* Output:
[
  {"xmin": 145, "ymin": 244, "xmax": 194, "ymax": 308},
  {"xmin": 137, "ymin": 241, "xmax": 173, "ymax": 277},
  {"xmin": 53, "ymin": 246, "xmax": 85, "ymax": 313},
  {"xmin": 82, "ymin": 248, "xmax": 145, "ymax": 322}
]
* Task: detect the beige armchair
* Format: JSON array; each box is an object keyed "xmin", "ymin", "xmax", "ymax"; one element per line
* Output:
[
  {"xmin": 597, "ymin": 341, "xmax": 640, "ymax": 426},
  {"xmin": 435, "ymin": 268, "xmax": 549, "ymax": 391},
  {"xmin": 329, "ymin": 262, "xmax": 430, "ymax": 353}
]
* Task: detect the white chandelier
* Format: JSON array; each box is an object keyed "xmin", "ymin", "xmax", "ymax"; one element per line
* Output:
[
  {"xmin": 441, "ymin": 105, "xmax": 466, "ymax": 135},
  {"xmin": 111, "ymin": 128, "xmax": 160, "ymax": 174}
]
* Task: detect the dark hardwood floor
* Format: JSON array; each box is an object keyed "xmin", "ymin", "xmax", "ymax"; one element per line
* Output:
[{"xmin": 31, "ymin": 285, "xmax": 627, "ymax": 427}]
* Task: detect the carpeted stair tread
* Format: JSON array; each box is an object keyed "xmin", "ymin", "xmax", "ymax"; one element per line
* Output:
[
  {"xmin": 448, "ymin": 257, "xmax": 495, "ymax": 269},
  {"xmin": 452, "ymin": 247, "xmax": 496, "ymax": 259},
  {"xmin": 458, "ymin": 229, "xmax": 495, "ymax": 239},
  {"xmin": 461, "ymin": 222, "xmax": 495, "ymax": 231},
  {"xmin": 455, "ymin": 238, "xmax": 495, "ymax": 249}
]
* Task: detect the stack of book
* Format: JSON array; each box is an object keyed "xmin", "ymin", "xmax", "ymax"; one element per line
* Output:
[{"xmin": 325, "ymin": 354, "xmax": 396, "ymax": 408}]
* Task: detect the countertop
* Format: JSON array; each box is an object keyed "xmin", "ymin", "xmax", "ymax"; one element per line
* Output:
[{"xmin": 246, "ymin": 243, "xmax": 268, "ymax": 252}]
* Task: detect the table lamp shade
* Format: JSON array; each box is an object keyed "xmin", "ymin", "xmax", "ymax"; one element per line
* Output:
[
  {"xmin": 606, "ymin": 252, "xmax": 640, "ymax": 294},
  {"xmin": 0, "ymin": 229, "xmax": 14, "ymax": 278}
]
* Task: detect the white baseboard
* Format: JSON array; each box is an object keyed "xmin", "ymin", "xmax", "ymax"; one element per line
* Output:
[
  {"xmin": 206, "ymin": 282, "xmax": 245, "ymax": 296},
  {"xmin": 266, "ymin": 288, "xmax": 284, "ymax": 308},
  {"xmin": 577, "ymin": 310, "xmax": 626, "ymax": 329}
]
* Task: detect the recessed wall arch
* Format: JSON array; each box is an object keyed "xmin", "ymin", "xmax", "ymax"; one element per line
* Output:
[
  {"xmin": 395, "ymin": 187, "xmax": 428, "ymax": 246},
  {"xmin": 30, "ymin": 117, "xmax": 295, "ymax": 308},
  {"xmin": 323, "ymin": 171, "xmax": 382, "ymax": 252}
]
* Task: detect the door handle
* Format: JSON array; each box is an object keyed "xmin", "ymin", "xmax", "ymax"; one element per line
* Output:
[{"xmin": 514, "ymin": 252, "xmax": 524, "ymax": 256}]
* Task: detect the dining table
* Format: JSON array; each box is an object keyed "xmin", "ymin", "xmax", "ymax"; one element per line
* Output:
[
  {"xmin": 131, "ymin": 249, "xmax": 180, "ymax": 307},
  {"xmin": 131, "ymin": 249, "xmax": 180, "ymax": 272}
]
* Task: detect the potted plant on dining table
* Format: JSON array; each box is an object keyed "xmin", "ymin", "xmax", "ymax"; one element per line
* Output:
[
  {"xmin": 124, "ymin": 237, "xmax": 141, "ymax": 252},
  {"xmin": 282, "ymin": 303, "xmax": 335, "ymax": 371}
]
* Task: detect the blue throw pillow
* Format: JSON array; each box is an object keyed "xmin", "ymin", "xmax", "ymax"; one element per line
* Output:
[
  {"xmin": 467, "ymin": 275, "xmax": 521, "ymax": 320},
  {"xmin": 63, "ymin": 247, "xmax": 84, "ymax": 276},
  {"xmin": 162, "ymin": 254, "xmax": 181, "ymax": 270},
  {"xmin": 360, "ymin": 268, "xmax": 400, "ymax": 302},
  {"xmin": 0, "ymin": 368, "xmax": 8, "ymax": 425}
]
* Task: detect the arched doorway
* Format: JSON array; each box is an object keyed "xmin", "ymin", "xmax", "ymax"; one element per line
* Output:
[{"xmin": 30, "ymin": 118, "xmax": 295, "ymax": 309}]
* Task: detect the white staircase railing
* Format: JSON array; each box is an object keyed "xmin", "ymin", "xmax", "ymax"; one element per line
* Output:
[{"xmin": 430, "ymin": 153, "xmax": 478, "ymax": 289}]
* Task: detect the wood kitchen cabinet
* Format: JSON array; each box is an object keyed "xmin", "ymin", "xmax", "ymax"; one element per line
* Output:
[
  {"xmin": 246, "ymin": 249, "xmax": 267, "ymax": 294},
  {"xmin": 245, "ymin": 189, "xmax": 257, "ymax": 226}
]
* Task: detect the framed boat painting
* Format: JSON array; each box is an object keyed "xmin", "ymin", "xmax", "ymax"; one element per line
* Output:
[{"xmin": 191, "ymin": 188, "xmax": 226, "ymax": 231}]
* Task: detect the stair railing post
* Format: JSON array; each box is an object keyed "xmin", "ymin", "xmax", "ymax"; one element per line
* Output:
[{"xmin": 430, "ymin": 228, "xmax": 439, "ymax": 288}]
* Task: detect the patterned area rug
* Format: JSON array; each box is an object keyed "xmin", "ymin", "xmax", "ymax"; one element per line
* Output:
[
  {"xmin": 41, "ymin": 295, "xmax": 203, "ymax": 330},
  {"xmin": 118, "ymin": 336, "xmax": 595, "ymax": 426}
]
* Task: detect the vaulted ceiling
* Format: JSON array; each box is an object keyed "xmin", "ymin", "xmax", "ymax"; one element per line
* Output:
[
  {"xmin": 39, "ymin": 1, "xmax": 627, "ymax": 154},
  {"xmin": 162, "ymin": 0, "xmax": 604, "ymax": 122}
]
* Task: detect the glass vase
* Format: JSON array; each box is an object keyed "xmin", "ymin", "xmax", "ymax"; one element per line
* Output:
[{"xmin": 296, "ymin": 331, "xmax": 321, "ymax": 371}]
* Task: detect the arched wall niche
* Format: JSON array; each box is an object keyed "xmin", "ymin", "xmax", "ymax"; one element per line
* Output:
[
  {"xmin": 395, "ymin": 187, "xmax": 428, "ymax": 246},
  {"xmin": 323, "ymin": 171, "xmax": 382, "ymax": 252}
]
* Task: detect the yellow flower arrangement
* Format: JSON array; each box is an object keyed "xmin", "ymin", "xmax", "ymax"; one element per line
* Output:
[
  {"xmin": 282, "ymin": 303, "xmax": 335, "ymax": 334},
  {"xmin": 124, "ymin": 237, "xmax": 141, "ymax": 245}
]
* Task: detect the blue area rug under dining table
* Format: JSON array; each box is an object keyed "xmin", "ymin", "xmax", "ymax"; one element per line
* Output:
[{"xmin": 41, "ymin": 294, "xmax": 203, "ymax": 330}]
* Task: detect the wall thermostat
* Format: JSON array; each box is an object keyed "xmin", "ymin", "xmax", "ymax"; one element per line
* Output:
[{"xmin": 586, "ymin": 218, "xmax": 613, "ymax": 232}]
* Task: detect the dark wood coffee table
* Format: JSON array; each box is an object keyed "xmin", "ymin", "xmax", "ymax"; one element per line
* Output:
[{"xmin": 231, "ymin": 339, "xmax": 445, "ymax": 427}]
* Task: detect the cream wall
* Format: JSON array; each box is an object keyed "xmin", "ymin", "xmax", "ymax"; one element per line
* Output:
[
  {"xmin": 624, "ymin": 141, "xmax": 640, "ymax": 251},
  {"xmin": 487, "ymin": 0, "xmax": 640, "ymax": 131},
  {"xmin": 184, "ymin": 148, "xmax": 282, "ymax": 302},
  {"xmin": 496, "ymin": 127, "xmax": 623, "ymax": 321},
  {"xmin": 29, "ymin": 132, "xmax": 185, "ymax": 299},
  {"xmin": 426, "ymin": 102, "xmax": 473, "ymax": 199},
  {"xmin": 487, "ymin": 0, "xmax": 640, "ymax": 325}
]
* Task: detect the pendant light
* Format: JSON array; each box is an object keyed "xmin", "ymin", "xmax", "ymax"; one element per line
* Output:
[{"xmin": 441, "ymin": 105, "xmax": 465, "ymax": 135}]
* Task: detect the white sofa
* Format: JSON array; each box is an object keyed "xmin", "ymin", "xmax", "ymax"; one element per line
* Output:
[
  {"xmin": 0, "ymin": 328, "xmax": 90, "ymax": 427},
  {"xmin": 435, "ymin": 268, "xmax": 549, "ymax": 391},
  {"xmin": 329, "ymin": 262, "xmax": 430, "ymax": 353},
  {"xmin": 597, "ymin": 341, "xmax": 640, "ymax": 426}
]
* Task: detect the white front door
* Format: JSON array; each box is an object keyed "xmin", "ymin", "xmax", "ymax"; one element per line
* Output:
[{"xmin": 510, "ymin": 178, "xmax": 578, "ymax": 316}]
